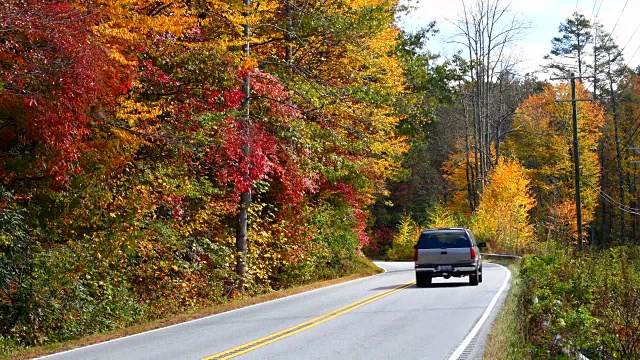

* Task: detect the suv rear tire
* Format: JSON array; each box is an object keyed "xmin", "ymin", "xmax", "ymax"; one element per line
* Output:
[
  {"xmin": 469, "ymin": 270, "xmax": 479, "ymax": 286},
  {"xmin": 416, "ymin": 273, "xmax": 432, "ymax": 288}
]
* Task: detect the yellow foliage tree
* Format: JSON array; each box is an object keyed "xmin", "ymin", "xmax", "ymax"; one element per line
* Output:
[
  {"xmin": 426, "ymin": 203, "xmax": 458, "ymax": 228},
  {"xmin": 387, "ymin": 215, "xmax": 421, "ymax": 260},
  {"xmin": 471, "ymin": 158, "xmax": 536, "ymax": 254}
]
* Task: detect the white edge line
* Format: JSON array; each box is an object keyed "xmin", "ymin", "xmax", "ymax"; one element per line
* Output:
[
  {"xmin": 372, "ymin": 260, "xmax": 389, "ymax": 273},
  {"xmin": 37, "ymin": 263, "xmax": 388, "ymax": 359},
  {"xmin": 448, "ymin": 263, "xmax": 512, "ymax": 360}
]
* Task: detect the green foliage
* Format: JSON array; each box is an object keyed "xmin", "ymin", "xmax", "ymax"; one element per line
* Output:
[
  {"xmin": 0, "ymin": 189, "xmax": 32, "ymax": 339},
  {"xmin": 482, "ymin": 259, "xmax": 528, "ymax": 360},
  {"xmin": 518, "ymin": 247, "xmax": 640, "ymax": 358},
  {"xmin": 388, "ymin": 139, "xmax": 442, "ymax": 221},
  {"xmin": 387, "ymin": 215, "xmax": 421, "ymax": 260},
  {"xmin": 425, "ymin": 203, "xmax": 459, "ymax": 228},
  {"xmin": 310, "ymin": 203, "xmax": 360, "ymax": 267},
  {"xmin": 395, "ymin": 26, "xmax": 461, "ymax": 127},
  {"xmin": 26, "ymin": 246, "xmax": 146, "ymax": 344},
  {"xmin": 545, "ymin": 11, "xmax": 593, "ymax": 77}
]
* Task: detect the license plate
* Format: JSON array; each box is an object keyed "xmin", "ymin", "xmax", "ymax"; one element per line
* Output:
[{"xmin": 438, "ymin": 266, "xmax": 453, "ymax": 271}]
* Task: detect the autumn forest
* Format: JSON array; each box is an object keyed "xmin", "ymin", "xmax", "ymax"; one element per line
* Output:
[{"xmin": 2, "ymin": 0, "xmax": 640, "ymax": 356}]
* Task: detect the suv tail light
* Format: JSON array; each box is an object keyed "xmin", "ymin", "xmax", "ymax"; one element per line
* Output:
[
  {"xmin": 470, "ymin": 246, "xmax": 476, "ymax": 259},
  {"xmin": 414, "ymin": 248, "xmax": 418, "ymax": 262}
]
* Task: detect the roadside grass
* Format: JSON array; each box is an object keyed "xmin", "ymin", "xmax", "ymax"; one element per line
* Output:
[
  {"xmin": 4, "ymin": 258, "xmax": 382, "ymax": 360},
  {"xmin": 483, "ymin": 257, "xmax": 528, "ymax": 360}
]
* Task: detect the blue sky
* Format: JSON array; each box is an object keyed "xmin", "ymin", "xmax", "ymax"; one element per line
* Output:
[{"xmin": 397, "ymin": 0, "xmax": 640, "ymax": 76}]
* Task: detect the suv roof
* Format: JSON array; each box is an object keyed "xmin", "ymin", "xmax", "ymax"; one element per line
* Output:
[{"xmin": 420, "ymin": 227, "xmax": 469, "ymax": 232}]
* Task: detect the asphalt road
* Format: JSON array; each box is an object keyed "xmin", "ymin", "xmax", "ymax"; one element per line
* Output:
[{"xmin": 39, "ymin": 261, "xmax": 511, "ymax": 360}]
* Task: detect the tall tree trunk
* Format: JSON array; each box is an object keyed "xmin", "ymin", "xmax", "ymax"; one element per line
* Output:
[
  {"xmin": 609, "ymin": 57, "xmax": 625, "ymax": 239},
  {"xmin": 236, "ymin": 0, "xmax": 252, "ymax": 292},
  {"xmin": 577, "ymin": 37, "xmax": 583, "ymax": 79},
  {"xmin": 495, "ymin": 74, "xmax": 504, "ymax": 164},
  {"xmin": 484, "ymin": 6, "xmax": 492, "ymax": 174},
  {"xmin": 285, "ymin": 0, "xmax": 293, "ymax": 70},
  {"xmin": 463, "ymin": 93, "xmax": 476, "ymax": 211},
  {"xmin": 634, "ymin": 167, "xmax": 638, "ymax": 242},
  {"xmin": 593, "ymin": 26, "xmax": 598, "ymax": 100}
]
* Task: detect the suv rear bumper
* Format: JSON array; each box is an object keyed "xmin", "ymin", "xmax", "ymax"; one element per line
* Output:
[{"xmin": 415, "ymin": 263, "xmax": 478, "ymax": 277}]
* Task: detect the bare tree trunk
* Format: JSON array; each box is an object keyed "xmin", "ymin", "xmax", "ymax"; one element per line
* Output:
[
  {"xmin": 463, "ymin": 91, "xmax": 476, "ymax": 211},
  {"xmin": 483, "ymin": 0, "xmax": 492, "ymax": 175},
  {"xmin": 593, "ymin": 26, "xmax": 598, "ymax": 100},
  {"xmin": 495, "ymin": 73, "xmax": 504, "ymax": 164},
  {"xmin": 461, "ymin": 0, "xmax": 481, "ymax": 210},
  {"xmin": 577, "ymin": 37, "xmax": 583, "ymax": 79},
  {"xmin": 454, "ymin": 0, "xmax": 526, "ymax": 195}
]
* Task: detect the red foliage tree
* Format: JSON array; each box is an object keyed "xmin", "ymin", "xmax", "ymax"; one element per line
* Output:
[{"xmin": 0, "ymin": 0, "xmax": 132, "ymax": 185}]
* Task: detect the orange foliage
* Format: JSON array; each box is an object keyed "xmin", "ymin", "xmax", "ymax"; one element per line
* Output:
[{"xmin": 504, "ymin": 82, "xmax": 604, "ymax": 243}]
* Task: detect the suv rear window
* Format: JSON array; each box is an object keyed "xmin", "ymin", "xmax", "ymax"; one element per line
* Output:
[{"xmin": 417, "ymin": 231, "xmax": 471, "ymax": 249}]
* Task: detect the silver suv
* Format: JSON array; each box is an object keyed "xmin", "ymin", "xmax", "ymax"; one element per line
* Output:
[{"xmin": 413, "ymin": 228, "xmax": 483, "ymax": 287}]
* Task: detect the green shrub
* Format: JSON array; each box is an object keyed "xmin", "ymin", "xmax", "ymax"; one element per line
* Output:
[
  {"xmin": 15, "ymin": 245, "xmax": 147, "ymax": 345},
  {"xmin": 387, "ymin": 215, "xmax": 420, "ymax": 260},
  {"xmin": 310, "ymin": 203, "xmax": 360, "ymax": 268},
  {"xmin": 0, "ymin": 190, "xmax": 34, "ymax": 345},
  {"xmin": 518, "ymin": 247, "xmax": 640, "ymax": 358}
]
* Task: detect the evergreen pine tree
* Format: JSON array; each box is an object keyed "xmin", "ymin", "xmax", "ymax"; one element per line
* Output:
[{"xmin": 544, "ymin": 12, "xmax": 593, "ymax": 78}]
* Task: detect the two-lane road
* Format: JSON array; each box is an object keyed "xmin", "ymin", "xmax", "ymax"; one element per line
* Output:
[{"xmin": 40, "ymin": 262, "xmax": 511, "ymax": 360}]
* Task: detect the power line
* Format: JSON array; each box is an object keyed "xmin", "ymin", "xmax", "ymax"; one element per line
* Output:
[
  {"xmin": 596, "ymin": 0, "xmax": 640, "ymax": 65},
  {"xmin": 620, "ymin": 22, "xmax": 640, "ymax": 53},
  {"xmin": 609, "ymin": 0, "xmax": 629, "ymax": 38},
  {"xmin": 594, "ymin": 0, "xmax": 604, "ymax": 19},
  {"xmin": 588, "ymin": 0, "xmax": 603, "ymax": 44},
  {"xmin": 626, "ymin": 42, "xmax": 640, "ymax": 69},
  {"xmin": 591, "ymin": 0, "xmax": 599, "ymax": 15},
  {"xmin": 620, "ymin": 111, "xmax": 640, "ymax": 151},
  {"xmin": 599, "ymin": 189, "xmax": 640, "ymax": 216}
]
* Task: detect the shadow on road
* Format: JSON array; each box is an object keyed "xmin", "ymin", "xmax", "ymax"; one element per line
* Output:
[
  {"xmin": 370, "ymin": 281, "xmax": 473, "ymax": 291},
  {"xmin": 369, "ymin": 285, "xmax": 409, "ymax": 291},
  {"xmin": 415, "ymin": 282, "xmax": 471, "ymax": 288}
]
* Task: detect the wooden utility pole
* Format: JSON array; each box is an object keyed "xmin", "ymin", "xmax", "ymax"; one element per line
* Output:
[
  {"xmin": 552, "ymin": 73, "xmax": 591, "ymax": 250},
  {"xmin": 570, "ymin": 75, "xmax": 584, "ymax": 249},
  {"xmin": 236, "ymin": 0, "xmax": 251, "ymax": 292}
]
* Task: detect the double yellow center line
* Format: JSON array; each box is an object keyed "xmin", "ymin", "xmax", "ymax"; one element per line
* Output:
[{"xmin": 203, "ymin": 281, "xmax": 414, "ymax": 360}]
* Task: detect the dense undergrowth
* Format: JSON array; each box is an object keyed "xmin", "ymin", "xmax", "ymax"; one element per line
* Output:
[
  {"xmin": 1, "ymin": 183, "xmax": 373, "ymax": 357},
  {"xmin": 513, "ymin": 246, "xmax": 640, "ymax": 359}
]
